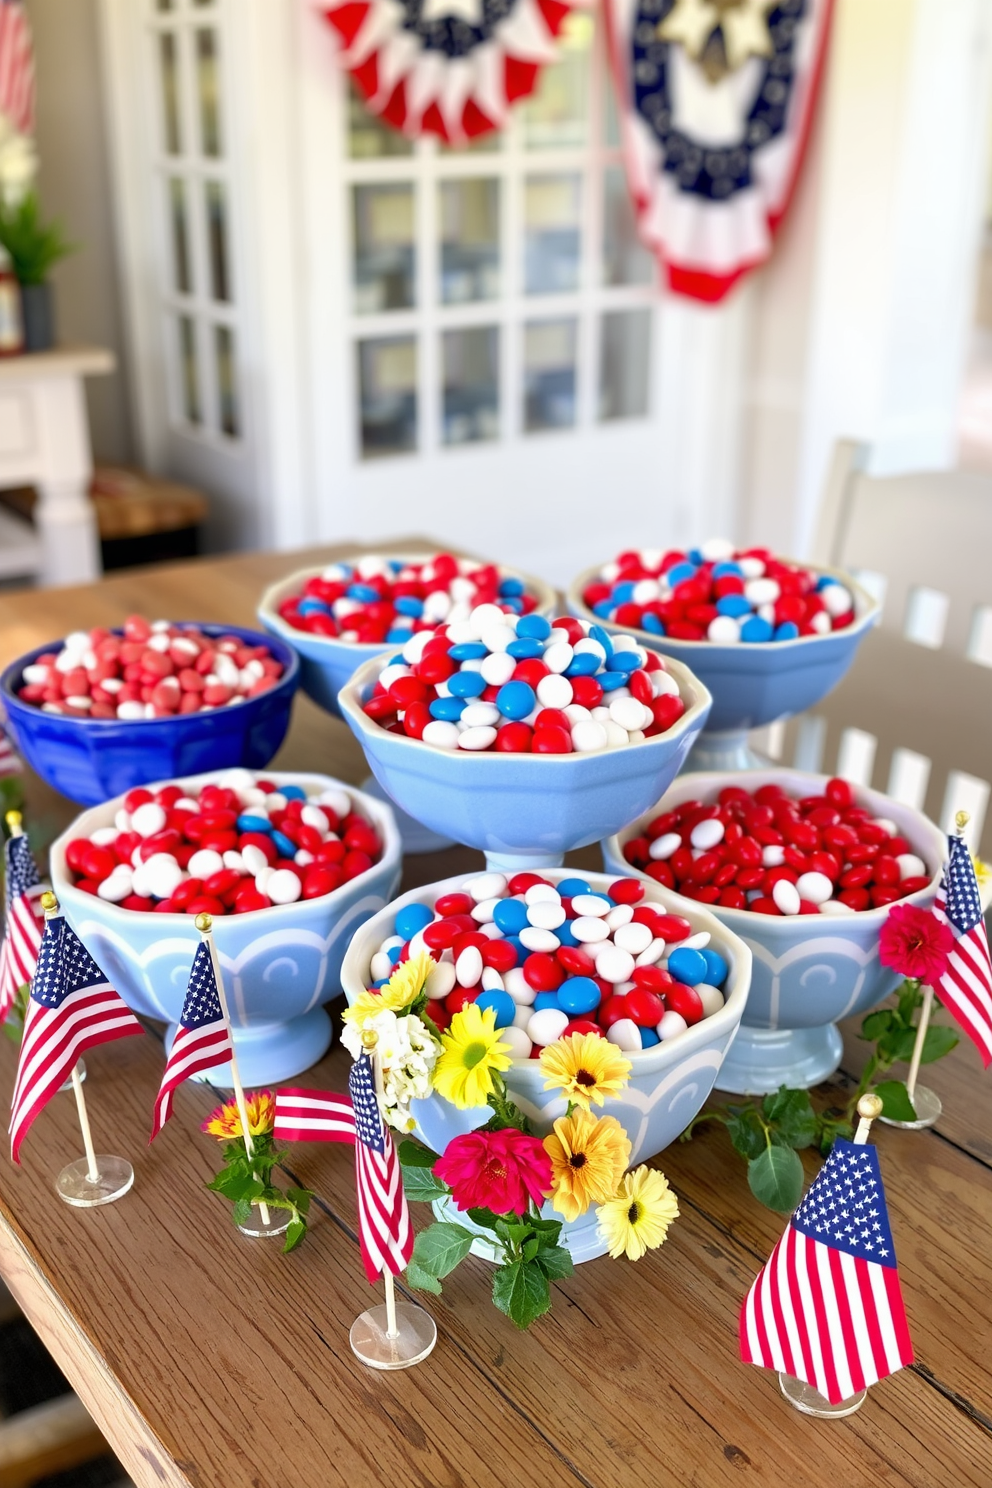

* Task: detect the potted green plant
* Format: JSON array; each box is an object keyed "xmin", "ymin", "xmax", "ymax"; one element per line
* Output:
[{"xmin": 0, "ymin": 192, "xmax": 74, "ymax": 351}]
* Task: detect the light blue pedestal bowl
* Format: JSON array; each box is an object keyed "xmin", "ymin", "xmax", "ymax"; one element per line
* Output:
[
  {"xmin": 338, "ymin": 655, "xmax": 712, "ymax": 874},
  {"xmin": 566, "ymin": 564, "xmax": 880, "ymax": 772},
  {"xmin": 49, "ymin": 770, "xmax": 402, "ymax": 1087},
  {"xmin": 603, "ymin": 769, "xmax": 946, "ymax": 1094},
  {"xmin": 341, "ymin": 868, "xmax": 752, "ymax": 1263}
]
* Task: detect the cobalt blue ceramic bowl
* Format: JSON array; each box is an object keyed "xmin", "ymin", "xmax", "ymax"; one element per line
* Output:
[
  {"xmin": 602, "ymin": 769, "xmax": 946, "ymax": 1094},
  {"xmin": 0, "ymin": 622, "xmax": 300, "ymax": 806},
  {"xmin": 50, "ymin": 770, "xmax": 402, "ymax": 1086},
  {"xmin": 338, "ymin": 653, "xmax": 712, "ymax": 873},
  {"xmin": 567, "ymin": 562, "xmax": 880, "ymax": 770},
  {"xmin": 257, "ymin": 554, "xmax": 557, "ymax": 720},
  {"xmin": 341, "ymin": 867, "xmax": 752, "ymax": 1263}
]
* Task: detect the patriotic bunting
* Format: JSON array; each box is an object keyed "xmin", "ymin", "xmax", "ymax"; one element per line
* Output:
[
  {"xmin": 931, "ymin": 834, "xmax": 992, "ymax": 1068},
  {"xmin": 0, "ymin": 832, "xmax": 44, "ymax": 1023},
  {"xmin": 321, "ymin": 0, "xmax": 574, "ymax": 143},
  {"xmin": 605, "ymin": 0, "xmax": 833, "ymax": 301}
]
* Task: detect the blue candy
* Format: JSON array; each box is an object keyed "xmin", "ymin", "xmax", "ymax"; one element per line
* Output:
[
  {"xmin": 298, "ymin": 598, "xmax": 332, "ymax": 617},
  {"xmin": 611, "ymin": 580, "xmax": 636, "ymax": 603},
  {"xmin": 774, "ymin": 622, "xmax": 800, "ymax": 641},
  {"xmin": 740, "ymin": 615, "xmax": 774, "ymax": 643},
  {"xmin": 555, "ymin": 920, "xmax": 578, "ymax": 948},
  {"xmin": 598, "ymin": 670, "xmax": 628, "ymax": 691},
  {"xmin": 589, "ymin": 624, "xmax": 614, "ymax": 660},
  {"xmin": 448, "ymin": 670, "xmax": 486, "ymax": 698},
  {"xmin": 564, "ymin": 651, "xmax": 600, "ymax": 677},
  {"xmin": 701, "ymin": 948, "xmax": 729, "ymax": 986},
  {"xmin": 641, "ymin": 612, "xmax": 665, "ymax": 635},
  {"xmin": 592, "ymin": 600, "xmax": 614, "ymax": 619},
  {"xmin": 533, "ymin": 992, "xmax": 561, "ymax": 1012},
  {"xmin": 347, "ymin": 583, "xmax": 380, "ymax": 603},
  {"xmin": 609, "ymin": 649, "xmax": 640, "ymax": 674},
  {"xmin": 237, "ymin": 813, "xmax": 271, "ymax": 833},
  {"xmin": 712, "ymin": 562, "xmax": 744, "ymax": 578},
  {"xmin": 556, "ymin": 877, "xmax": 591, "ymax": 897},
  {"xmin": 716, "ymin": 594, "xmax": 751, "ymax": 618},
  {"xmin": 639, "ymin": 1027, "xmax": 661, "ymax": 1048},
  {"xmin": 496, "ymin": 681, "xmax": 536, "ymax": 720},
  {"xmin": 387, "ymin": 945, "xmax": 403, "ymax": 964},
  {"xmin": 395, "ymin": 902, "xmax": 435, "ymax": 940},
  {"xmin": 666, "ymin": 561, "xmax": 697, "ymax": 585},
  {"xmin": 507, "ymin": 637, "xmax": 545, "ymax": 659},
  {"xmin": 504, "ymin": 936, "xmax": 526, "ymax": 964},
  {"xmin": 493, "ymin": 898, "xmax": 530, "ymax": 935},
  {"xmin": 667, "ymin": 946, "xmax": 708, "ymax": 986},
  {"xmin": 271, "ymin": 830, "xmax": 297, "ymax": 859},
  {"xmin": 499, "ymin": 577, "xmax": 525, "ymax": 597},
  {"xmin": 476, "ymin": 990, "xmax": 517, "ymax": 1029},
  {"xmin": 386, "ymin": 627, "xmax": 412, "ymax": 643},
  {"xmin": 449, "ymin": 642, "xmax": 488, "ymax": 661},
  {"xmin": 282, "ymin": 785, "xmax": 307, "ymax": 801},
  {"xmin": 558, "ymin": 977, "xmax": 601, "ymax": 1016},
  {"xmin": 394, "ymin": 595, "xmax": 424, "ymax": 617},
  {"xmin": 430, "ymin": 696, "xmax": 465, "ymax": 721}
]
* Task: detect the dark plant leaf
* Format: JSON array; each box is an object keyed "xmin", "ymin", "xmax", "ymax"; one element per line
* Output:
[{"xmin": 747, "ymin": 1145, "xmax": 805, "ymax": 1213}]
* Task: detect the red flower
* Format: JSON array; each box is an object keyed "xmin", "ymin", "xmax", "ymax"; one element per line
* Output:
[
  {"xmin": 434, "ymin": 1127, "xmax": 553, "ymax": 1215},
  {"xmin": 879, "ymin": 903, "xmax": 953, "ymax": 983}
]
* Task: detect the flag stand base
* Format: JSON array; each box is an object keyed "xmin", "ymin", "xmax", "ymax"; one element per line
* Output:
[
  {"xmin": 56, "ymin": 1155, "xmax": 133, "ymax": 1208},
  {"xmin": 350, "ymin": 1302, "xmax": 437, "ymax": 1370},
  {"xmin": 778, "ymin": 1372, "xmax": 866, "ymax": 1417},
  {"xmin": 877, "ymin": 1084, "xmax": 941, "ymax": 1130},
  {"xmin": 237, "ymin": 1205, "xmax": 291, "ymax": 1239}
]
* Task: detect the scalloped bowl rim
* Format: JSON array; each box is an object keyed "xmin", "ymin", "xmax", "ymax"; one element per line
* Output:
[
  {"xmin": 257, "ymin": 551, "xmax": 560, "ymax": 659},
  {"xmin": 337, "ymin": 650, "xmax": 713, "ymax": 769},
  {"xmin": 48, "ymin": 768, "xmax": 403, "ymax": 933},
  {"xmin": 604, "ymin": 767, "xmax": 947, "ymax": 932},
  {"xmin": 0, "ymin": 620, "xmax": 300, "ymax": 728},
  {"xmin": 340, "ymin": 866, "xmax": 753, "ymax": 1079},
  {"xmin": 566, "ymin": 556, "xmax": 881, "ymax": 654}
]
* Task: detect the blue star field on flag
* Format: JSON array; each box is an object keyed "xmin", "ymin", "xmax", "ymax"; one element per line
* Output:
[
  {"xmin": 349, "ymin": 1053, "xmax": 386, "ymax": 1154},
  {"xmin": 791, "ymin": 1139, "xmax": 896, "ymax": 1266}
]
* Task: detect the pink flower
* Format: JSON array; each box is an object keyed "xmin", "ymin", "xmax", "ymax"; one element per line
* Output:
[
  {"xmin": 434, "ymin": 1128, "xmax": 553, "ymax": 1215},
  {"xmin": 879, "ymin": 903, "xmax": 953, "ymax": 984}
]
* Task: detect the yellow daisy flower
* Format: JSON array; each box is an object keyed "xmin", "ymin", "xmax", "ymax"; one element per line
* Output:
[
  {"xmin": 597, "ymin": 1166, "xmax": 679, "ymax": 1261},
  {"xmin": 344, "ymin": 950, "xmax": 435, "ymax": 1027},
  {"xmin": 543, "ymin": 1108, "xmax": 631, "ymax": 1222},
  {"xmin": 433, "ymin": 1003, "xmax": 512, "ymax": 1109},
  {"xmin": 539, "ymin": 1032, "xmax": 631, "ymax": 1110},
  {"xmin": 973, "ymin": 855, "xmax": 992, "ymax": 912},
  {"xmin": 202, "ymin": 1089, "xmax": 276, "ymax": 1141}
]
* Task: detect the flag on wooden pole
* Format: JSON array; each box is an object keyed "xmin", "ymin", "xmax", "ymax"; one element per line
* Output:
[
  {"xmin": 930, "ymin": 831, "xmax": 992, "ymax": 1067},
  {"xmin": 0, "ymin": 819, "xmax": 44, "ymax": 1021},
  {"xmin": 150, "ymin": 940, "xmax": 234, "ymax": 1141}
]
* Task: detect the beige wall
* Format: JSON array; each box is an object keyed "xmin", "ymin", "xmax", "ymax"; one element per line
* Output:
[{"xmin": 25, "ymin": 0, "xmax": 132, "ymax": 464}]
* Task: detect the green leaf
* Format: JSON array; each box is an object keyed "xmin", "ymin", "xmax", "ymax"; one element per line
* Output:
[
  {"xmin": 896, "ymin": 978, "xmax": 923, "ymax": 1025},
  {"xmin": 465, "ymin": 1207, "xmax": 502, "ymax": 1231},
  {"xmin": 282, "ymin": 1219, "xmax": 306, "ymax": 1254},
  {"xmin": 747, "ymin": 1145, "xmax": 805, "ymax": 1213},
  {"xmin": 402, "ymin": 1165, "xmax": 450, "ymax": 1204},
  {"xmin": 534, "ymin": 1245, "xmax": 574, "ymax": 1281},
  {"xmin": 761, "ymin": 1087, "xmax": 818, "ymax": 1149},
  {"xmin": 920, "ymin": 1025, "xmax": 959, "ymax": 1064},
  {"xmin": 495, "ymin": 1219, "xmax": 530, "ymax": 1248},
  {"xmin": 0, "ymin": 192, "xmax": 75, "ymax": 284},
  {"xmin": 232, "ymin": 1197, "xmax": 253, "ymax": 1227},
  {"xmin": 285, "ymin": 1186, "xmax": 312, "ymax": 1216},
  {"xmin": 398, "ymin": 1139, "xmax": 439, "ymax": 1168},
  {"xmin": 492, "ymin": 1260, "xmax": 551, "ymax": 1330},
  {"xmin": 725, "ymin": 1107, "xmax": 766, "ymax": 1161},
  {"xmin": 878, "ymin": 1027, "xmax": 919, "ymax": 1063},
  {"xmin": 522, "ymin": 1236, "xmax": 540, "ymax": 1262},
  {"xmin": 861, "ymin": 1010, "xmax": 894, "ymax": 1041},
  {"xmin": 874, "ymin": 1080, "xmax": 917, "ymax": 1122},
  {"xmin": 410, "ymin": 1222, "xmax": 474, "ymax": 1279},
  {"xmin": 405, "ymin": 1259, "xmax": 443, "ymax": 1295}
]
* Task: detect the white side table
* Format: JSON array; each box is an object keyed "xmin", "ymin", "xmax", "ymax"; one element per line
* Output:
[{"xmin": 0, "ymin": 345, "xmax": 115, "ymax": 587}]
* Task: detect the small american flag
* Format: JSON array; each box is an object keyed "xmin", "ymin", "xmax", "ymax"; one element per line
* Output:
[
  {"xmin": 931, "ymin": 834, "xmax": 992, "ymax": 1067},
  {"xmin": 740, "ymin": 1139, "xmax": 913, "ymax": 1404},
  {"xmin": 0, "ymin": 833, "xmax": 44, "ymax": 1021},
  {"xmin": 9, "ymin": 916, "xmax": 143, "ymax": 1163},
  {"xmin": 150, "ymin": 941, "xmax": 233, "ymax": 1141},
  {"xmin": 0, "ymin": 1, "xmax": 32, "ymax": 137},
  {"xmin": 275, "ymin": 1063, "xmax": 413, "ymax": 1283}
]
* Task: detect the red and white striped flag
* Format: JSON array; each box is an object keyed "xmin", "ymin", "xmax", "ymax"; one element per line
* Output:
[
  {"xmin": 0, "ymin": 832, "xmax": 44, "ymax": 1021},
  {"xmin": 0, "ymin": 1, "xmax": 32, "ymax": 138},
  {"xmin": 931, "ymin": 833, "xmax": 992, "ymax": 1067},
  {"xmin": 150, "ymin": 940, "xmax": 233, "ymax": 1141},
  {"xmin": 275, "ymin": 1066, "xmax": 413, "ymax": 1282},
  {"xmin": 740, "ymin": 1138, "xmax": 913, "ymax": 1404},
  {"xmin": 9, "ymin": 916, "xmax": 143, "ymax": 1163}
]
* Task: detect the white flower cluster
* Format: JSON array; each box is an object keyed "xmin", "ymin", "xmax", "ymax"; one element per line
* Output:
[
  {"xmin": 341, "ymin": 1009, "xmax": 438, "ymax": 1134},
  {"xmin": 0, "ymin": 116, "xmax": 36, "ymax": 208}
]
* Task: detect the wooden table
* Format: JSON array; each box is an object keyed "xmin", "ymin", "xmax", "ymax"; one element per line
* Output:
[{"xmin": 0, "ymin": 548, "xmax": 990, "ymax": 1488}]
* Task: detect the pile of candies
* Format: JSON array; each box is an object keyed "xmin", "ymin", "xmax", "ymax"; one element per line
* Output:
[
  {"xmin": 363, "ymin": 610, "xmax": 686, "ymax": 753},
  {"xmin": 365, "ymin": 872, "xmax": 729, "ymax": 1056},
  {"xmin": 622, "ymin": 778, "xmax": 931, "ymax": 915},
  {"xmin": 63, "ymin": 770, "xmax": 382, "ymax": 914},
  {"xmin": 275, "ymin": 553, "xmax": 540, "ymax": 645},
  {"xmin": 16, "ymin": 616, "xmax": 285, "ymax": 720},
  {"xmin": 580, "ymin": 539, "xmax": 857, "ymax": 643}
]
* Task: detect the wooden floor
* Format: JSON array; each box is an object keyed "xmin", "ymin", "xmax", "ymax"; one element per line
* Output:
[{"xmin": 0, "ymin": 550, "xmax": 989, "ymax": 1488}]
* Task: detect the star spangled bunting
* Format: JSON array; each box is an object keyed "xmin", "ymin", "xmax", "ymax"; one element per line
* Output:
[
  {"xmin": 0, "ymin": 1, "xmax": 32, "ymax": 139},
  {"xmin": 740, "ymin": 1139, "xmax": 913, "ymax": 1404},
  {"xmin": 931, "ymin": 834, "xmax": 992, "ymax": 1067},
  {"xmin": 274, "ymin": 1067, "xmax": 413, "ymax": 1283},
  {"xmin": 9, "ymin": 917, "xmax": 143, "ymax": 1163},
  {"xmin": 150, "ymin": 941, "xmax": 233, "ymax": 1142},
  {"xmin": 0, "ymin": 833, "xmax": 44, "ymax": 1021}
]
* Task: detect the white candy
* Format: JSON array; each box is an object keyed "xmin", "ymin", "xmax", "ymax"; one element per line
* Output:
[
  {"xmin": 143, "ymin": 853, "xmax": 184, "ymax": 900},
  {"xmin": 595, "ymin": 944, "xmax": 636, "ymax": 984},
  {"xmin": 652, "ymin": 671, "xmax": 681, "ymax": 698},
  {"xmin": 459, "ymin": 726, "xmax": 498, "ymax": 751},
  {"xmin": 707, "ymin": 616, "xmax": 741, "ymax": 644},
  {"xmin": 300, "ymin": 803, "xmax": 330, "ymax": 832},
  {"xmin": 378, "ymin": 664, "xmax": 411, "ymax": 692},
  {"xmin": 267, "ymin": 868, "xmax": 302, "ymax": 905},
  {"xmin": 518, "ymin": 926, "xmax": 560, "ymax": 953},
  {"xmin": 691, "ymin": 817, "xmax": 725, "ymax": 850},
  {"xmin": 117, "ymin": 702, "xmax": 147, "ymax": 720},
  {"xmin": 131, "ymin": 802, "xmax": 167, "ymax": 838},
  {"xmin": 762, "ymin": 844, "xmax": 785, "ymax": 867},
  {"xmin": 571, "ymin": 893, "xmax": 612, "ymax": 917},
  {"xmin": 543, "ymin": 641, "xmax": 573, "ymax": 674},
  {"xmin": 471, "ymin": 897, "xmax": 502, "ymax": 923},
  {"xmin": 657, "ymin": 1010, "xmax": 688, "ymax": 1041},
  {"xmin": 745, "ymin": 577, "xmax": 781, "ymax": 606},
  {"xmin": 695, "ymin": 983, "xmax": 725, "ymax": 1018},
  {"xmin": 114, "ymin": 808, "xmax": 132, "ymax": 833},
  {"xmin": 512, "ymin": 1004, "xmax": 533, "ymax": 1029},
  {"xmin": 469, "ymin": 603, "xmax": 506, "ymax": 635},
  {"xmin": 527, "ymin": 1007, "xmax": 569, "ymax": 1046},
  {"xmin": 503, "ymin": 968, "xmax": 536, "ymax": 1005},
  {"xmin": 609, "ymin": 697, "xmax": 651, "ymax": 732},
  {"xmin": 604, "ymin": 721, "xmax": 631, "ymax": 748},
  {"xmin": 460, "ymin": 701, "xmax": 500, "ymax": 728},
  {"xmin": 605, "ymin": 903, "xmax": 634, "ymax": 930},
  {"xmin": 422, "ymin": 720, "xmax": 460, "ymax": 749},
  {"xmin": 819, "ymin": 899, "xmax": 855, "ymax": 916},
  {"xmin": 223, "ymin": 851, "xmax": 245, "ymax": 872},
  {"xmin": 455, "ymin": 945, "xmax": 483, "ymax": 987},
  {"xmin": 613, "ymin": 920, "xmax": 654, "ymax": 955},
  {"xmin": 536, "ymin": 674, "xmax": 573, "ymax": 710},
  {"xmin": 465, "ymin": 872, "xmax": 507, "ymax": 902},
  {"xmin": 738, "ymin": 556, "xmax": 765, "ymax": 579},
  {"xmin": 370, "ymin": 951, "xmax": 394, "ymax": 982},
  {"xmin": 90, "ymin": 826, "xmax": 119, "ymax": 847},
  {"xmin": 188, "ymin": 848, "xmax": 224, "ymax": 879},
  {"xmin": 480, "ymin": 624, "xmax": 516, "ymax": 654},
  {"xmin": 700, "ymin": 537, "xmax": 736, "ymax": 562},
  {"xmin": 255, "ymin": 866, "xmax": 275, "ymax": 896},
  {"xmin": 680, "ymin": 931, "xmax": 711, "ymax": 949},
  {"xmin": 317, "ymin": 788, "xmax": 353, "ymax": 819},
  {"xmin": 821, "ymin": 581, "xmax": 853, "ymax": 617},
  {"xmin": 527, "ymin": 900, "xmax": 566, "ymax": 930},
  {"xmin": 524, "ymin": 884, "xmax": 560, "ymax": 904},
  {"xmin": 896, "ymin": 853, "xmax": 927, "ymax": 880},
  {"xmin": 571, "ymin": 721, "xmax": 609, "ymax": 753},
  {"xmin": 796, "ymin": 871, "xmax": 833, "ymax": 905},
  {"xmin": 97, "ymin": 869, "xmax": 132, "ymax": 902},
  {"xmin": 810, "ymin": 611, "xmax": 831, "ymax": 635},
  {"xmin": 480, "ymin": 652, "xmax": 516, "ymax": 687},
  {"xmin": 500, "ymin": 1025, "xmax": 533, "ymax": 1059},
  {"xmin": 772, "ymin": 879, "xmax": 801, "ymax": 916},
  {"xmin": 649, "ymin": 832, "xmax": 682, "ymax": 861},
  {"xmin": 607, "ymin": 1018, "xmax": 642, "ymax": 1051},
  {"xmin": 570, "ymin": 915, "xmax": 611, "ymax": 943},
  {"xmin": 481, "ymin": 967, "xmax": 505, "ymax": 992},
  {"xmin": 241, "ymin": 844, "xmax": 269, "ymax": 876}
]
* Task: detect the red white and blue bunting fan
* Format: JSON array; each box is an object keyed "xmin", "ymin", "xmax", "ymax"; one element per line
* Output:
[
  {"xmin": 605, "ymin": 0, "xmax": 834, "ymax": 302},
  {"xmin": 320, "ymin": 0, "xmax": 574, "ymax": 143}
]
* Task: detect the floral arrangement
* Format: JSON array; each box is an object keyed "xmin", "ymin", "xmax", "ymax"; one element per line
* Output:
[
  {"xmin": 347, "ymin": 957, "xmax": 680, "ymax": 1330},
  {"xmin": 201, "ymin": 1090, "xmax": 314, "ymax": 1252}
]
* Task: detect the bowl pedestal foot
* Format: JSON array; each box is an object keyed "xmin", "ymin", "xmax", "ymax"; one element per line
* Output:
[
  {"xmin": 483, "ymin": 849, "xmax": 566, "ymax": 875},
  {"xmin": 361, "ymin": 776, "xmax": 454, "ymax": 855},
  {"xmin": 171, "ymin": 1007, "xmax": 333, "ymax": 1089},
  {"xmin": 714, "ymin": 1023, "xmax": 844, "ymax": 1095},
  {"xmin": 686, "ymin": 727, "xmax": 769, "ymax": 773}
]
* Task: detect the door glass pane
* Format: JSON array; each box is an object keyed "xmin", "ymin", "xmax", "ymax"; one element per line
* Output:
[
  {"xmin": 439, "ymin": 179, "xmax": 499, "ymax": 304},
  {"xmin": 169, "ymin": 179, "xmax": 191, "ymax": 294},
  {"xmin": 604, "ymin": 66, "xmax": 622, "ymax": 148},
  {"xmin": 178, "ymin": 316, "xmax": 201, "ymax": 424},
  {"xmin": 215, "ymin": 325, "xmax": 239, "ymax": 436},
  {"xmin": 205, "ymin": 180, "xmax": 231, "ymax": 301},
  {"xmin": 440, "ymin": 130, "xmax": 500, "ymax": 155},
  {"xmin": 524, "ymin": 174, "xmax": 581, "ymax": 294},
  {"xmin": 524, "ymin": 318, "xmax": 576, "ymax": 431},
  {"xmin": 195, "ymin": 29, "xmax": 222, "ymax": 158},
  {"xmin": 599, "ymin": 309, "xmax": 651, "ymax": 421},
  {"xmin": 603, "ymin": 166, "xmax": 653, "ymax": 286},
  {"xmin": 348, "ymin": 82, "xmax": 413, "ymax": 158},
  {"xmin": 523, "ymin": 13, "xmax": 592, "ymax": 149},
  {"xmin": 158, "ymin": 33, "xmax": 181, "ymax": 154},
  {"xmin": 442, "ymin": 327, "xmax": 499, "ymax": 445},
  {"xmin": 358, "ymin": 337, "xmax": 418, "ymax": 457},
  {"xmin": 353, "ymin": 184, "xmax": 416, "ymax": 313}
]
